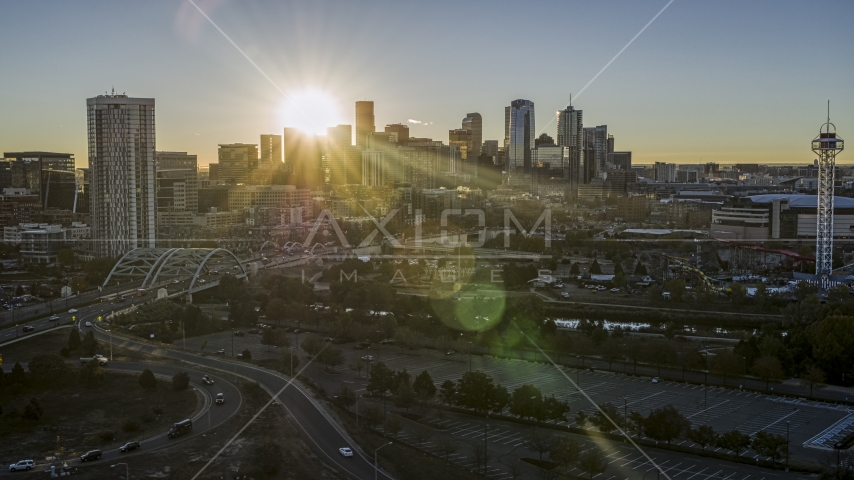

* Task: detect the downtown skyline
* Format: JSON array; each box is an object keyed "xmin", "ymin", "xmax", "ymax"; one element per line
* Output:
[{"xmin": 1, "ymin": 0, "xmax": 852, "ymax": 167}]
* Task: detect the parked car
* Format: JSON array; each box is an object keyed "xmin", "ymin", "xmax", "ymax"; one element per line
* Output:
[
  {"xmin": 119, "ymin": 441, "xmax": 140, "ymax": 453},
  {"xmin": 338, "ymin": 447, "xmax": 353, "ymax": 457},
  {"xmin": 234, "ymin": 331, "xmax": 245, "ymax": 337},
  {"xmin": 248, "ymin": 329, "xmax": 259, "ymax": 334},
  {"xmin": 361, "ymin": 355, "xmax": 374, "ymax": 361},
  {"xmin": 610, "ymin": 288, "xmax": 620, "ymax": 293},
  {"xmin": 9, "ymin": 460, "xmax": 34, "ymax": 472},
  {"xmin": 202, "ymin": 375, "xmax": 214, "ymax": 385},
  {"xmin": 216, "ymin": 393, "xmax": 224, "ymax": 405},
  {"xmin": 80, "ymin": 450, "xmax": 102, "ymax": 462},
  {"xmin": 651, "ymin": 377, "xmax": 660, "ymax": 384},
  {"xmin": 215, "ymin": 349, "xmax": 226, "ymax": 355},
  {"xmin": 561, "ymin": 292, "xmax": 570, "ymax": 299}
]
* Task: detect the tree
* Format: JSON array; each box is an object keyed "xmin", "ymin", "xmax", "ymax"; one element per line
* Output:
[
  {"xmin": 139, "ymin": 369, "xmax": 157, "ymax": 391},
  {"xmin": 510, "ymin": 384, "xmax": 543, "ymax": 420},
  {"xmin": 28, "ymin": 355, "xmax": 73, "ymax": 386},
  {"xmin": 664, "ymin": 279, "xmax": 686, "ymax": 303},
  {"xmin": 472, "ymin": 443, "xmax": 491, "ymax": 475},
  {"xmin": 413, "ymin": 370, "xmax": 436, "ymax": 399},
  {"xmin": 334, "ymin": 386, "xmax": 357, "ymax": 411},
  {"xmin": 318, "ymin": 345, "xmax": 344, "ymax": 372},
  {"xmin": 79, "ymin": 361, "xmax": 105, "ymax": 388},
  {"xmin": 439, "ymin": 379, "xmax": 457, "ymax": 405},
  {"xmin": 549, "ymin": 437, "xmax": 580, "ymax": 471},
  {"xmin": 393, "ymin": 380, "xmax": 416, "ymax": 410},
  {"xmin": 730, "ymin": 282, "xmax": 747, "ymax": 305},
  {"xmin": 634, "ymin": 262, "xmax": 648, "ymax": 275},
  {"xmin": 436, "ymin": 437, "xmax": 458, "ymax": 462},
  {"xmin": 70, "ymin": 277, "xmax": 87, "ymax": 293},
  {"xmin": 261, "ymin": 328, "xmax": 290, "ymax": 352},
  {"xmin": 710, "ymin": 350, "xmax": 742, "ymax": 386},
  {"xmin": 265, "ymin": 298, "xmax": 288, "ymax": 328},
  {"xmin": 456, "ymin": 370, "xmax": 497, "ymax": 414},
  {"xmin": 807, "ymin": 315, "xmax": 854, "ymax": 383},
  {"xmin": 9, "ymin": 362, "xmax": 26, "ymax": 386},
  {"xmin": 367, "ymin": 361, "xmax": 395, "ymax": 400},
  {"xmin": 301, "ymin": 335, "xmax": 323, "ymax": 356},
  {"xmin": 80, "ymin": 330, "xmax": 99, "ymax": 356},
  {"xmin": 799, "ymin": 365, "xmax": 827, "ymax": 397},
  {"xmin": 687, "ymin": 425, "xmax": 718, "ymax": 451},
  {"xmin": 528, "ymin": 428, "xmax": 553, "ymax": 461},
  {"xmin": 15, "ymin": 284, "xmax": 24, "ymax": 296},
  {"xmin": 590, "ymin": 259, "xmax": 602, "ymax": 274},
  {"xmin": 578, "ymin": 448, "xmax": 608, "ymax": 479},
  {"xmin": 752, "ymin": 355, "xmax": 784, "ymax": 390},
  {"xmin": 570, "ymin": 263, "xmax": 580, "ymax": 275},
  {"xmin": 362, "ymin": 404, "xmax": 382, "ymax": 429},
  {"xmin": 590, "ymin": 403, "xmax": 622, "ymax": 434},
  {"xmin": 716, "ymin": 429, "xmax": 751, "ymax": 457},
  {"xmin": 281, "ymin": 349, "xmax": 300, "ymax": 375},
  {"xmin": 57, "ymin": 248, "xmax": 75, "ymax": 267},
  {"xmin": 627, "ymin": 411, "xmax": 645, "ymax": 437},
  {"xmin": 752, "ymin": 430, "xmax": 788, "ymax": 464},
  {"xmin": 67, "ymin": 328, "xmax": 81, "ymax": 351},
  {"xmin": 172, "ymin": 371, "xmax": 190, "ymax": 390},
  {"xmin": 240, "ymin": 348, "xmax": 252, "ymax": 361},
  {"xmin": 644, "ymin": 405, "xmax": 690, "ymax": 446},
  {"xmin": 384, "ymin": 414, "xmax": 402, "ymax": 438}
]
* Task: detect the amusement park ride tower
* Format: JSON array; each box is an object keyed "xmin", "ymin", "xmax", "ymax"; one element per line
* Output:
[{"xmin": 812, "ymin": 104, "xmax": 844, "ymax": 290}]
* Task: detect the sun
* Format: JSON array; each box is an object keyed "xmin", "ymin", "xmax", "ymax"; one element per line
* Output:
[{"xmin": 280, "ymin": 89, "xmax": 343, "ymax": 136}]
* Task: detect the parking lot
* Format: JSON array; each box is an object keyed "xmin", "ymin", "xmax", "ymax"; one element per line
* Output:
[{"xmin": 185, "ymin": 328, "xmax": 848, "ymax": 470}]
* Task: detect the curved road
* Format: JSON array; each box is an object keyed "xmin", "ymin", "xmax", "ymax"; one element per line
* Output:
[
  {"xmin": 0, "ymin": 362, "xmax": 242, "ymax": 476},
  {"xmin": 71, "ymin": 301, "xmax": 392, "ymax": 479}
]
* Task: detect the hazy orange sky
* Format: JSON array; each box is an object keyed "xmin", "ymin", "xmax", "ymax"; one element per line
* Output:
[{"xmin": 0, "ymin": 1, "xmax": 852, "ymax": 167}]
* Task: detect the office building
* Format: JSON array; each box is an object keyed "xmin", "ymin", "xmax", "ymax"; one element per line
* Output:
[
  {"xmin": 653, "ymin": 162, "xmax": 677, "ymax": 183},
  {"xmin": 87, "ymin": 92, "xmax": 156, "ymax": 258},
  {"xmin": 608, "ymin": 151, "xmax": 632, "ymax": 171},
  {"xmin": 327, "ymin": 145, "xmax": 362, "ymax": 185},
  {"xmin": 384, "ymin": 124, "xmax": 409, "ymax": 144},
  {"xmin": 482, "ymin": 140, "xmax": 499, "ymax": 158},
  {"xmin": 284, "ymin": 128, "xmax": 323, "ymax": 189},
  {"xmin": 582, "ymin": 125, "xmax": 608, "ymax": 182},
  {"xmin": 355, "ymin": 101, "xmax": 375, "ymax": 149},
  {"xmin": 215, "ymin": 144, "xmax": 258, "ymax": 184},
  {"xmin": 462, "ymin": 113, "xmax": 482, "ymax": 158},
  {"xmin": 2, "ymin": 152, "xmax": 77, "ymax": 211},
  {"xmin": 260, "ymin": 134, "xmax": 282, "ymax": 165},
  {"xmin": 362, "ymin": 150, "xmax": 387, "ymax": 186},
  {"xmin": 449, "ymin": 129, "xmax": 473, "ymax": 160},
  {"xmin": 155, "ymin": 151, "xmax": 199, "ymax": 220},
  {"xmin": 507, "ymin": 99, "xmax": 535, "ymax": 172}
]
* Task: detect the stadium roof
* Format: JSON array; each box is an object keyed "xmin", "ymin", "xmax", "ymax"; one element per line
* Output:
[{"xmin": 747, "ymin": 194, "xmax": 854, "ymax": 208}]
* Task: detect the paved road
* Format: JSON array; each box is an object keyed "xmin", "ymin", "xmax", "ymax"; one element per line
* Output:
[
  {"xmin": 0, "ymin": 361, "xmax": 242, "ymax": 476},
  {"xmin": 70, "ymin": 304, "xmax": 391, "ymax": 480}
]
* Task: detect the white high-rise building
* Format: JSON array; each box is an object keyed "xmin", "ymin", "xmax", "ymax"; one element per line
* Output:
[{"xmin": 87, "ymin": 92, "xmax": 156, "ymax": 258}]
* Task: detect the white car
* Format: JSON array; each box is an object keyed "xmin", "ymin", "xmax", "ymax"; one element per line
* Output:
[
  {"xmin": 85, "ymin": 321, "xmax": 92, "ymax": 327},
  {"xmin": 361, "ymin": 355, "xmax": 374, "ymax": 361},
  {"xmin": 338, "ymin": 447, "xmax": 353, "ymax": 457},
  {"xmin": 202, "ymin": 375, "xmax": 214, "ymax": 385},
  {"xmin": 9, "ymin": 460, "xmax": 34, "ymax": 472},
  {"xmin": 651, "ymin": 377, "xmax": 660, "ymax": 384},
  {"xmin": 610, "ymin": 288, "xmax": 620, "ymax": 293},
  {"xmin": 68, "ymin": 309, "xmax": 78, "ymax": 314},
  {"xmin": 561, "ymin": 292, "xmax": 570, "ymax": 299}
]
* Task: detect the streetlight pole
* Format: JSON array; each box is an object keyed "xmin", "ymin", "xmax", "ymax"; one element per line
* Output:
[
  {"xmin": 111, "ymin": 463, "xmax": 129, "ymax": 479},
  {"xmin": 375, "ymin": 442, "xmax": 392, "ymax": 480},
  {"xmin": 468, "ymin": 341, "xmax": 473, "ymax": 372},
  {"xmin": 786, "ymin": 421, "xmax": 789, "ymax": 471},
  {"xmin": 106, "ymin": 329, "xmax": 113, "ymax": 361},
  {"xmin": 704, "ymin": 370, "xmax": 708, "ymax": 410}
]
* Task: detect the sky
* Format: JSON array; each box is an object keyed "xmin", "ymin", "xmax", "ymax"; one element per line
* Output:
[{"xmin": 0, "ymin": 0, "xmax": 852, "ymax": 167}]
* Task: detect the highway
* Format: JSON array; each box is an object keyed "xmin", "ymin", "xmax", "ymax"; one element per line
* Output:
[{"xmin": 68, "ymin": 299, "xmax": 392, "ymax": 480}]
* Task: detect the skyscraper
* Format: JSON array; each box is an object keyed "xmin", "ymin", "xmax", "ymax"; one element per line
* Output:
[
  {"xmin": 449, "ymin": 129, "xmax": 473, "ymax": 160},
  {"xmin": 2, "ymin": 152, "xmax": 76, "ymax": 210},
  {"xmin": 507, "ymin": 99, "xmax": 535, "ymax": 173},
  {"xmin": 557, "ymin": 106, "xmax": 583, "ymax": 194},
  {"xmin": 260, "ymin": 134, "xmax": 282, "ymax": 164},
  {"xmin": 582, "ymin": 125, "xmax": 608, "ymax": 182},
  {"xmin": 284, "ymin": 128, "xmax": 323, "ymax": 189},
  {"xmin": 87, "ymin": 92, "xmax": 156, "ymax": 258},
  {"xmin": 355, "ymin": 101, "xmax": 375, "ymax": 149},
  {"xmin": 462, "ymin": 112, "xmax": 482, "ymax": 158},
  {"xmin": 384, "ymin": 124, "xmax": 409, "ymax": 144},
  {"xmin": 217, "ymin": 144, "xmax": 259, "ymax": 184}
]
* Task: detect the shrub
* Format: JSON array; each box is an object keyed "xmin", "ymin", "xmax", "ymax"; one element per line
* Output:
[
  {"xmin": 79, "ymin": 361, "xmax": 105, "ymax": 388},
  {"xmin": 59, "ymin": 347, "xmax": 71, "ymax": 357},
  {"xmin": 22, "ymin": 403, "xmax": 41, "ymax": 421},
  {"xmin": 138, "ymin": 369, "xmax": 157, "ymax": 391},
  {"xmin": 122, "ymin": 421, "xmax": 140, "ymax": 432},
  {"xmin": 151, "ymin": 406, "xmax": 163, "ymax": 415},
  {"xmin": 140, "ymin": 412, "xmax": 154, "ymax": 423},
  {"xmin": 171, "ymin": 371, "xmax": 190, "ymax": 391},
  {"xmin": 99, "ymin": 431, "xmax": 114, "ymax": 442}
]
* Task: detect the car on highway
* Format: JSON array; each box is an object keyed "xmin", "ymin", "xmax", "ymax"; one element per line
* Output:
[
  {"xmin": 79, "ymin": 450, "xmax": 102, "ymax": 462},
  {"xmin": 216, "ymin": 393, "xmax": 224, "ymax": 404},
  {"xmin": 361, "ymin": 355, "xmax": 374, "ymax": 361},
  {"xmin": 68, "ymin": 309, "xmax": 78, "ymax": 313},
  {"xmin": 199, "ymin": 279, "xmax": 206, "ymax": 284},
  {"xmin": 215, "ymin": 349, "xmax": 226, "ymax": 355},
  {"xmin": 9, "ymin": 460, "xmax": 34, "ymax": 472},
  {"xmin": 22, "ymin": 325, "xmax": 34, "ymax": 333},
  {"xmin": 85, "ymin": 321, "xmax": 92, "ymax": 327},
  {"xmin": 48, "ymin": 315, "xmax": 60, "ymax": 322},
  {"xmin": 338, "ymin": 447, "xmax": 353, "ymax": 457},
  {"xmin": 119, "ymin": 441, "xmax": 140, "ymax": 453},
  {"xmin": 651, "ymin": 377, "xmax": 660, "ymax": 384},
  {"xmin": 202, "ymin": 375, "xmax": 214, "ymax": 385},
  {"xmin": 167, "ymin": 419, "xmax": 193, "ymax": 438},
  {"xmin": 172, "ymin": 280, "xmax": 179, "ymax": 284}
]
